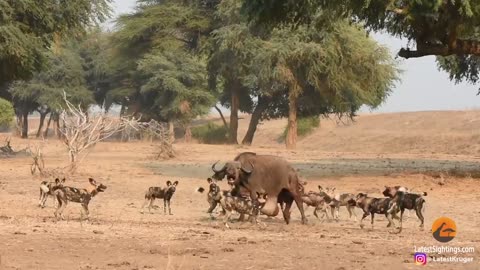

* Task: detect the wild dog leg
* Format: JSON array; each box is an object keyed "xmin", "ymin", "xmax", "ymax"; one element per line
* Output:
[
  {"xmin": 359, "ymin": 211, "xmax": 369, "ymax": 228},
  {"xmin": 148, "ymin": 198, "xmax": 155, "ymax": 213},
  {"xmin": 81, "ymin": 204, "xmax": 90, "ymax": 221},
  {"xmin": 223, "ymin": 210, "xmax": 234, "ymax": 229},
  {"xmin": 416, "ymin": 203, "xmax": 425, "ymax": 229},
  {"xmin": 140, "ymin": 197, "xmax": 150, "ymax": 214},
  {"xmin": 167, "ymin": 199, "xmax": 172, "ymax": 215},
  {"xmin": 347, "ymin": 205, "xmax": 357, "ymax": 221},
  {"xmin": 370, "ymin": 212, "xmax": 375, "ymax": 229}
]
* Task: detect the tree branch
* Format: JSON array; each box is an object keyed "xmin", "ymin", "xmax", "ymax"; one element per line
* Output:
[{"xmin": 398, "ymin": 39, "xmax": 480, "ymax": 59}]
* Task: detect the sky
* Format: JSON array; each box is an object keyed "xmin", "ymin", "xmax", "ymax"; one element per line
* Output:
[{"xmin": 110, "ymin": 0, "xmax": 480, "ymax": 114}]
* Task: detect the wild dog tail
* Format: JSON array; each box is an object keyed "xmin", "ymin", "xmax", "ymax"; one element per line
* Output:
[
  {"xmin": 196, "ymin": 187, "xmax": 205, "ymax": 193},
  {"xmin": 422, "ymin": 192, "xmax": 428, "ymax": 196}
]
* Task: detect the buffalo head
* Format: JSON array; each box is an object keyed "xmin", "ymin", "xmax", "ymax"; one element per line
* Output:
[{"xmin": 210, "ymin": 160, "xmax": 253, "ymax": 185}]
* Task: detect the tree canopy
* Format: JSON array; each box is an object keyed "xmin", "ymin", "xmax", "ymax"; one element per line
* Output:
[{"xmin": 0, "ymin": 0, "xmax": 112, "ymax": 92}]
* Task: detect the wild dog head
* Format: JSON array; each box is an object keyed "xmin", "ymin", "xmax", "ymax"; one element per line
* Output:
[
  {"xmin": 348, "ymin": 192, "xmax": 368, "ymax": 206},
  {"xmin": 88, "ymin": 178, "xmax": 107, "ymax": 195},
  {"xmin": 166, "ymin": 180, "xmax": 178, "ymax": 196},
  {"xmin": 382, "ymin": 186, "xmax": 405, "ymax": 198}
]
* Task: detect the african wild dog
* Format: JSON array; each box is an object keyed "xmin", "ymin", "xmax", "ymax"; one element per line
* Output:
[
  {"xmin": 301, "ymin": 190, "xmax": 332, "ymax": 221},
  {"xmin": 196, "ymin": 178, "xmax": 227, "ymax": 218},
  {"xmin": 383, "ymin": 187, "xmax": 427, "ymax": 231},
  {"xmin": 39, "ymin": 178, "xmax": 65, "ymax": 208},
  {"xmin": 348, "ymin": 193, "xmax": 399, "ymax": 229},
  {"xmin": 141, "ymin": 180, "xmax": 179, "ymax": 215},
  {"xmin": 220, "ymin": 190, "xmax": 266, "ymax": 229},
  {"xmin": 53, "ymin": 178, "xmax": 107, "ymax": 221},
  {"xmin": 322, "ymin": 186, "xmax": 358, "ymax": 221},
  {"xmin": 382, "ymin": 185, "xmax": 427, "ymax": 219}
]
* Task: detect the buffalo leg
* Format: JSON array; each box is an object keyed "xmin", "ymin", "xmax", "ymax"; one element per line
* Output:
[
  {"xmin": 282, "ymin": 197, "xmax": 294, "ymax": 224},
  {"xmin": 292, "ymin": 193, "xmax": 307, "ymax": 224}
]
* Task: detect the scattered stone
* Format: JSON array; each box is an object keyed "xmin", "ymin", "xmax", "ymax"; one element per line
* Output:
[
  {"xmin": 352, "ymin": 241, "xmax": 364, "ymax": 245},
  {"xmin": 93, "ymin": 230, "xmax": 104, "ymax": 234},
  {"xmin": 222, "ymin": 248, "xmax": 234, "ymax": 252}
]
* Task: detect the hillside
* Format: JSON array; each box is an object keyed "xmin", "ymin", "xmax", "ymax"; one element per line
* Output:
[{"xmin": 205, "ymin": 110, "xmax": 480, "ymax": 156}]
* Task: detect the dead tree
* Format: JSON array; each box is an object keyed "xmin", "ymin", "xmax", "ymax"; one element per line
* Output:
[
  {"xmin": 59, "ymin": 92, "xmax": 128, "ymax": 172},
  {"xmin": 29, "ymin": 143, "xmax": 69, "ymax": 178}
]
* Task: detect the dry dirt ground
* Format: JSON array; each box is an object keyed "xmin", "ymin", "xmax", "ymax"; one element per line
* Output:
[{"xmin": 1, "ymin": 111, "xmax": 480, "ymax": 270}]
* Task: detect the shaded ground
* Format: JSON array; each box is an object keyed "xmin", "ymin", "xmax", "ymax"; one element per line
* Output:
[{"xmin": 146, "ymin": 158, "xmax": 480, "ymax": 179}]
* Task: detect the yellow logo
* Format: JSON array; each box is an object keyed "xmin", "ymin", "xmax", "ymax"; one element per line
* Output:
[{"xmin": 432, "ymin": 217, "xmax": 456, "ymax": 243}]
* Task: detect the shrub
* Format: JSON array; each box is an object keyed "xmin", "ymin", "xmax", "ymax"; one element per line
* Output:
[
  {"xmin": 192, "ymin": 122, "xmax": 228, "ymax": 144},
  {"xmin": 279, "ymin": 116, "xmax": 320, "ymax": 142},
  {"xmin": 0, "ymin": 98, "xmax": 14, "ymax": 131}
]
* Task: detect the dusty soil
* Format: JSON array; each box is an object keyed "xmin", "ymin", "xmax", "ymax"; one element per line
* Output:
[{"xmin": 1, "ymin": 111, "xmax": 480, "ymax": 270}]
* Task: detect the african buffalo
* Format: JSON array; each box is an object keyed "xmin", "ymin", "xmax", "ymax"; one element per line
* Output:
[{"xmin": 211, "ymin": 152, "xmax": 307, "ymax": 224}]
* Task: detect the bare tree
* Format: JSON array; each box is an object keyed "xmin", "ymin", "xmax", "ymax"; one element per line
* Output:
[
  {"xmin": 29, "ymin": 142, "xmax": 69, "ymax": 178},
  {"xmin": 59, "ymin": 92, "xmax": 128, "ymax": 172}
]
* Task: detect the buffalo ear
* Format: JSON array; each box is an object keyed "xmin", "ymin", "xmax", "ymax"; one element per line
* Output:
[
  {"xmin": 166, "ymin": 180, "xmax": 172, "ymax": 186},
  {"xmin": 173, "ymin": 181, "xmax": 179, "ymax": 186}
]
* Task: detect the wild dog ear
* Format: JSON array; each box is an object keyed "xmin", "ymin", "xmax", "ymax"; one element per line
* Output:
[
  {"xmin": 88, "ymin": 178, "xmax": 97, "ymax": 186},
  {"xmin": 173, "ymin": 181, "xmax": 179, "ymax": 186},
  {"xmin": 61, "ymin": 178, "xmax": 66, "ymax": 184},
  {"xmin": 207, "ymin": 178, "xmax": 213, "ymax": 183},
  {"xmin": 318, "ymin": 185, "xmax": 323, "ymax": 190},
  {"xmin": 167, "ymin": 180, "xmax": 172, "ymax": 186},
  {"xmin": 55, "ymin": 178, "xmax": 60, "ymax": 184}
]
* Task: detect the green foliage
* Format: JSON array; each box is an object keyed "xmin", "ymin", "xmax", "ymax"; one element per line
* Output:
[
  {"xmin": 0, "ymin": 97, "xmax": 14, "ymax": 127},
  {"xmin": 9, "ymin": 43, "xmax": 94, "ymax": 112},
  {"xmin": 0, "ymin": 0, "xmax": 112, "ymax": 89},
  {"xmin": 279, "ymin": 116, "xmax": 320, "ymax": 142},
  {"xmin": 109, "ymin": 0, "xmax": 216, "ymax": 122},
  {"xmin": 192, "ymin": 122, "xmax": 228, "ymax": 144}
]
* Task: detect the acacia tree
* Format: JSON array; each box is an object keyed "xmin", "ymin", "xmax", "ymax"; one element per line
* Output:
[
  {"xmin": 242, "ymin": 0, "xmax": 480, "ymax": 89},
  {"xmin": 8, "ymin": 45, "xmax": 94, "ymax": 139},
  {"xmin": 253, "ymin": 21, "xmax": 399, "ymax": 148},
  {"xmin": 110, "ymin": 0, "xmax": 215, "ymax": 137},
  {"xmin": 0, "ymin": 0, "xmax": 112, "ymax": 95}
]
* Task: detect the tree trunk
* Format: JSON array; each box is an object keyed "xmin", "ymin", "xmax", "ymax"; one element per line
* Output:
[
  {"xmin": 168, "ymin": 120, "xmax": 175, "ymax": 143},
  {"xmin": 184, "ymin": 123, "xmax": 192, "ymax": 143},
  {"xmin": 21, "ymin": 110, "xmax": 29, "ymax": 139},
  {"xmin": 286, "ymin": 93, "xmax": 298, "ymax": 149},
  {"xmin": 36, "ymin": 110, "xmax": 49, "ymax": 138},
  {"xmin": 242, "ymin": 96, "xmax": 269, "ymax": 145},
  {"xmin": 214, "ymin": 105, "xmax": 229, "ymax": 130},
  {"xmin": 229, "ymin": 82, "xmax": 240, "ymax": 144},
  {"xmin": 15, "ymin": 112, "xmax": 23, "ymax": 137},
  {"xmin": 43, "ymin": 113, "xmax": 53, "ymax": 138},
  {"xmin": 54, "ymin": 114, "xmax": 61, "ymax": 139}
]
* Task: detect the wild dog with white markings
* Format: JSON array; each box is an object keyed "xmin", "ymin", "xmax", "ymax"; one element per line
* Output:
[
  {"xmin": 383, "ymin": 186, "xmax": 427, "ymax": 232},
  {"xmin": 53, "ymin": 178, "xmax": 107, "ymax": 221},
  {"xmin": 141, "ymin": 180, "xmax": 178, "ymax": 215},
  {"xmin": 348, "ymin": 193, "xmax": 399, "ymax": 229},
  {"xmin": 321, "ymin": 186, "xmax": 357, "ymax": 221},
  {"xmin": 196, "ymin": 178, "xmax": 227, "ymax": 217},
  {"xmin": 220, "ymin": 190, "xmax": 266, "ymax": 229},
  {"xmin": 39, "ymin": 178, "xmax": 65, "ymax": 208},
  {"xmin": 301, "ymin": 190, "xmax": 332, "ymax": 220},
  {"xmin": 382, "ymin": 185, "xmax": 427, "ymax": 219}
]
